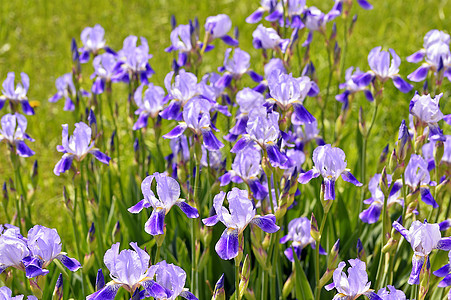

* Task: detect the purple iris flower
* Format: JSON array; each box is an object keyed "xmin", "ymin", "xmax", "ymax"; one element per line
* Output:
[
  {"xmin": 133, "ymin": 83, "xmax": 165, "ymax": 130},
  {"xmin": 410, "ymin": 93, "xmax": 451, "ymax": 139},
  {"xmin": 91, "ymin": 53, "xmax": 117, "ymax": 94},
  {"xmin": 160, "ymin": 70, "xmax": 199, "ymax": 121},
  {"xmin": 0, "ymin": 113, "xmax": 35, "ymax": 157},
  {"xmin": 264, "ymin": 58, "xmax": 287, "ymax": 79},
  {"xmin": 219, "ymin": 145, "xmax": 267, "ymax": 200},
  {"xmin": 335, "ymin": 0, "xmax": 373, "ymax": 10},
  {"xmin": 376, "ymin": 285, "xmax": 406, "ymax": 300},
  {"xmin": 359, "ymin": 174, "xmax": 403, "ymax": 224},
  {"xmin": 433, "ymin": 251, "xmax": 451, "ymax": 296},
  {"xmin": 0, "ymin": 286, "xmax": 37, "ymax": 300},
  {"xmin": 114, "ymin": 36, "xmax": 154, "ymax": 84},
  {"xmin": 128, "ymin": 172, "xmax": 199, "ymax": 235},
  {"xmin": 163, "ymin": 97, "xmax": 224, "ymax": 151},
  {"xmin": 267, "ymin": 71, "xmax": 316, "ymax": 124},
  {"xmin": 279, "ymin": 217, "xmax": 326, "ymax": 262},
  {"xmin": 146, "ymin": 260, "xmax": 197, "ymax": 300},
  {"xmin": 49, "ymin": 73, "xmax": 76, "ymax": 111},
  {"xmin": 303, "ymin": 4, "xmax": 341, "ymax": 43},
  {"xmin": 422, "ymin": 141, "xmax": 435, "ymax": 171},
  {"xmin": 24, "ymin": 225, "xmax": 81, "ymax": 278},
  {"xmin": 363, "ymin": 47, "xmax": 413, "ymax": 93},
  {"xmin": 393, "ymin": 220, "xmax": 451, "ymax": 285},
  {"xmin": 246, "ymin": 0, "xmax": 278, "ymax": 24},
  {"xmin": 0, "ymin": 225, "xmax": 29, "ymax": 274},
  {"xmin": 336, "ymin": 67, "xmax": 374, "ymax": 110},
  {"xmin": 201, "ymin": 146, "xmax": 223, "ymax": 170},
  {"xmin": 290, "ymin": 120, "xmax": 324, "ymax": 148},
  {"xmin": 79, "ymin": 24, "xmax": 106, "ymax": 63},
  {"xmin": 166, "ymin": 24, "xmax": 193, "ymax": 53},
  {"xmin": 225, "ymin": 88, "xmax": 265, "ymax": 142},
  {"xmin": 404, "ymin": 154, "xmax": 438, "ymax": 208},
  {"xmin": 252, "ymin": 24, "xmax": 289, "ymax": 52},
  {"xmin": 54, "ymin": 122, "xmax": 110, "ymax": 176},
  {"xmin": 298, "ymin": 144, "xmax": 361, "ymax": 200},
  {"xmin": 0, "ymin": 72, "xmax": 34, "ymax": 115},
  {"xmin": 407, "ymin": 30, "xmax": 451, "ymax": 82},
  {"xmin": 205, "ymin": 14, "xmax": 238, "ymax": 46},
  {"xmin": 216, "ymin": 48, "xmax": 263, "ymax": 88},
  {"xmin": 86, "ymin": 242, "xmax": 168, "ymax": 300},
  {"xmin": 284, "ymin": 148, "xmax": 305, "ymax": 176},
  {"xmin": 232, "ymin": 106, "xmax": 292, "ymax": 169},
  {"xmin": 325, "ymin": 258, "xmax": 381, "ymax": 300},
  {"xmin": 203, "ymin": 188, "xmax": 279, "ymax": 260}
]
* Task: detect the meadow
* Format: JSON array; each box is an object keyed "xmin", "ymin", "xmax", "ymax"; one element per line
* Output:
[{"xmin": 0, "ymin": 0, "xmax": 451, "ymax": 299}]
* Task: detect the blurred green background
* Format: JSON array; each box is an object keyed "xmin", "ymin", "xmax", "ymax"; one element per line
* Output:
[{"xmin": 0, "ymin": 0, "xmax": 450, "ymax": 249}]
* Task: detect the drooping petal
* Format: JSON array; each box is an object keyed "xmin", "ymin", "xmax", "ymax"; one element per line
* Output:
[
  {"xmin": 132, "ymin": 113, "xmax": 149, "ymax": 130},
  {"xmin": 53, "ymin": 154, "xmax": 74, "ymax": 176},
  {"xmin": 215, "ymin": 229, "xmax": 239, "ymax": 260},
  {"xmin": 141, "ymin": 279, "xmax": 170, "ymax": 299},
  {"xmin": 16, "ymin": 140, "xmax": 35, "ymax": 157},
  {"xmin": 21, "ymin": 101, "xmax": 35, "ymax": 115},
  {"xmin": 341, "ymin": 171, "xmax": 362, "ymax": 186},
  {"xmin": 392, "ymin": 221, "xmax": 409, "ymax": 241},
  {"xmin": 221, "ymin": 35, "xmax": 239, "ymax": 47},
  {"xmin": 56, "ymin": 254, "xmax": 81, "ymax": 272},
  {"xmin": 433, "ymin": 264, "xmax": 451, "ymax": 277},
  {"xmin": 176, "ymin": 201, "xmax": 199, "ymax": 218},
  {"xmin": 230, "ymin": 138, "xmax": 251, "ymax": 153},
  {"xmin": 357, "ymin": 0, "xmax": 373, "ymax": 9},
  {"xmin": 180, "ymin": 290, "xmax": 198, "ymax": 300},
  {"xmin": 359, "ymin": 204, "xmax": 382, "ymax": 224},
  {"xmin": 90, "ymin": 149, "xmax": 111, "ymax": 165},
  {"xmin": 420, "ymin": 187, "xmax": 438, "ymax": 208},
  {"xmin": 438, "ymin": 273, "xmax": 451, "ymax": 288},
  {"xmin": 408, "ymin": 255, "xmax": 424, "ymax": 285},
  {"xmin": 163, "ymin": 123, "xmax": 188, "ymax": 139},
  {"xmin": 128, "ymin": 199, "xmax": 151, "ymax": 214},
  {"xmin": 144, "ymin": 209, "xmax": 166, "ymax": 235},
  {"xmin": 266, "ymin": 144, "xmax": 291, "ymax": 169},
  {"xmin": 363, "ymin": 291, "xmax": 382, "ymax": 300},
  {"xmin": 407, "ymin": 66, "xmax": 430, "ymax": 82},
  {"xmin": 298, "ymin": 169, "xmax": 320, "ymax": 184},
  {"xmin": 436, "ymin": 238, "xmax": 451, "ymax": 251},
  {"xmin": 324, "ymin": 179, "xmax": 335, "ymax": 200},
  {"xmin": 160, "ymin": 101, "xmax": 182, "ymax": 120},
  {"xmin": 251, "ymin": 215, "xmax": 279, "ymax": 233},
  {"xmin": 392, "ymin": 76, "xmax": 413, "ymax": 93},
  {"xmin": 86, "ymin": 283, "xmax": 120, "ymax": 300},
  {"xmin": 202, "ymin": 215, "xmax": 219, "ymax": 226},
  {"xmin": 202, "ymin": 129, "xmax": 224, "ymax": 151},
  {"xmin": 293, "ymin": 104, "xmax": 315, "ymax": 124}
]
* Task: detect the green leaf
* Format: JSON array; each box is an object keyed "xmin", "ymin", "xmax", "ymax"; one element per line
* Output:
[{"xmin": 293, "ymin": 246, "xmax": 314, "ymax": 300}]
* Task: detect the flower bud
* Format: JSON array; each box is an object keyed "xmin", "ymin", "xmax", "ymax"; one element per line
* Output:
[
  {"xmin": 434, "ymin": 140, "xmax": 444, "ymax": 164},
  {"xmin": 112, "ymin": 221, "xmax": 120, "ymax": 242},
  {"xmin": 52, "ymin": 273, "xmax": 63, "ymax": 300},
  {"xmin": 282, "ymin": 273, "xmax": 294, "ymax": 299},
  {"xmin": 96, "ymin": 268, "xmax": 105, "ymax": 291},
  {"xmin": 356, "ymin": 239, "xmax": 366, "ymax": 263},
  {"xmin": 327, "ymin": 239, "xmax": 340, "ymax": 269},
  {"xmin": 2, "ymin": 182, "xmax": 8, "ymax": 210},
  {"xmin": 87, "ymin": 222, "xmax": 96, "ymax": 250},
  {"xmin": 310, "ymin": 213, "xmax": 320, "ymax": 242},
  {"xmin": 30, "ymin": 278, "xmax": 44, "ymax": 299},
  {"xmin": 387, "ymin": 149, "xmax": 398, "ymax": 174},
  {"xmin": 239, "ymin": 254, "xmax": 251, "ymax": 299},
  {"xmin": 83, "ymin": 252, "xmax": 95, "ymax": 271},
  {"xmin": 170, "ymin": 15, "xmax": 177, "ymax": 29},
  {"xmin": 377, "ymin": 145, "xmax": 389, "ymax": 172},
  {"xmin": 212, "ymin": 274, "xmax": 225, "ymax": 300},
  {"xmin": 379, "ymin": 167, "xmax": 389, "ymax": 197}
]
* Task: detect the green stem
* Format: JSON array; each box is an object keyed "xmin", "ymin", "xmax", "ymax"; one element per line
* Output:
[
  {"xmin": 155, "ymin": 244, "xmax": 161, "ymax": 263},
  {"xmin": 261, "ymin": 271, "xmax": 267, "ymax": 300},
  {"xmin": 235, "ymin": 259, "xmax": 240, "ymax": 300},
  {"xmin": 321, "ymin": 43, "xmax": 334, "ymax": 139},
  {"xmin": 315, "ymin": 210, "xmax": 329, "ymax": 300}
]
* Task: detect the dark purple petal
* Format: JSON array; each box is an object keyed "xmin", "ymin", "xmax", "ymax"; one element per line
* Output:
[
  {"xmin": 219, "ymin": 172, "xmax": 232, "ymax": 186},
  {"xmin": 202, "ymin": 215, "xmax": 219, "ymax": 226},
  {"xmin": 392, "ymin": 221, "xmax": 409, "ymax": 240},
  {"xmin": 248, "ymin": 179, "xmax": 268, "ymax": 200},
  {"xmin": 283, "ymin": 247, "xmax": 296, "ymax": 262},
  {"xmin": 433, "ymin": 264, "xmax": 451, "ymax": 277},
  {"xmin": 163, "ymin": 124, "xmax": 187, "ymax": 139},
  {"xmin": 202, "ymin": 129, "xmax": 224, "ymax": 151},
  {"xmin": 21, "ymin": 101, "xmax": 35, "ymax": 115},
  {"xmin": 215, "ymin": 229, "xmax": 239, "ymax": 260},
  {"xmin": 392, "ymin": 76, "xmax": 413, "ymax": 93},
  {"xmin": 246, "ymin": 9, "xmax": 264, "ymax": 23},
  {"xmin": 79, "ymin": 50, "xmax": 90, "ymax": 63},
  {"xmin": 293, "ymin": 104, "xmax": 315, "ymax": 124},
  {"xmin": 16, "ymin": 140, "xmax": 35, "ymax": 157},
  {"xmin": 221, "ymin": 35, "xmax": 239, "ymax": 46},
  {"xmin": 251, "ymin": 214, "xmax": 279, "ymax": 233},
  {"xmin": 96, "ymin": 269, "xmax": 105, "ymax": 291},
  {"xmin": 408, "ymin": 255, "xmax": 424, "ymax": 285},
  {"xmin": 132, "ymin": 113, "xmax": 149, "ymax": 130},
  {"xmin": 291, "ymin": 15, "xmax": 304, "ymax": 28},
  {"xmin": 90, "ymin": 150, "xmax": 111, "ymax": 165},
  {"xmin": 160, "ymin": 101, "xmax": 182, "ymax": 120},
  {"xmin": 341, "ymin": 171, "xmax": 362, "ymax": 186},
  {"xmin": 214, "ymin": 74, "xmax": 233, "ymax": 89},
  {"xmin": 407, "ymin": 66, "xmax": 430, "ymax": 82},
  {"xmin": 92, "ymin": 78, "xmax": 105, "ymax": 95},
  {"xmin": 357, "ymin": 0, "xmax": 373, "ymax": 9},
  {"xmin": 439, "ymin": 220, "xmax": 451, "ymax": 232},
  {"xmin": 364, "ymin": 292, "xmax": 382, "ymax": 300},
  {"xmin": 180, "ymin": 290, "xmax": 198, "ymax": 300},
  {"xmin": 86, "ymin": 284, "xmax": 120, "ymax": 300},
  {"xmin": 145, "ymin": 209, "xmax": 166, "ymax": 235},
  {"xmin": 265, "ymin": 9, "xmax": 283, "ymax": 22},
  {"xmin": 307, "ymin": 82, "xmax": 320, "ymax": 97},
  {"xmin": 141, "ymin": 279, "xmax": 170, "ymax": 299},
  {"xmin": 437, "ymin": 238, "xmax": 451, "ymax": 251},
  {"xmin": 266, "ymin": 145, "xmax": 291, "ymax": 169},
  {"xmin": 56, "ymin": 254, "xmax": 81, "ymax": 272},
  {"xmin": 324, "ymin": 179, "xmax": 335, "ymax": 200},
  {"xmin": 364, "ymin": 90, "xmax": 374, "ymax": 102},
  {"xmin": 279, "ymin": 235, "xmax": 290, "ymax": 244},
  {"xmin": 128, "ymin": 199, "xmax": 150, "ymax": 214},
  {"xmin": 54, "ymin": 154, "xmax": 74, "ymax": 176},
  {"xmin": 438, "ymin": 274, "xmax": 451, "ymax": 287},
  {"xmin": 63, "ymin": 98, "xmax": 75, "ymax": 111},
  {"xmin": 407, "ymin": 50, "xmax": 425, "ymax": 63},
  {"xmin": 176, "ymin": 201, "xmax": 199, "ymax": 218},
  {"xmin": 247, "ymin": 70, "xmax": 263, "ymax": 83},
  {"xmin": 178, "ymin": 52, "xmax": 188, "ymax": 67},
  {"xmin": 352, "ymin": 72, "xmax": 373, "ymax": 87},
  {"xmin": 359, "ymin": 204, "xmax": 382, "ymax": 224},
  {"xmin": 230, "ymin": 138, "xmax": 251, "ymax": 153},
  {"xmin": 420, "ymin": 187, "xmax": 438, "ymax": 208},
  {"xmin": 298, "ymin": 169, "xmax": 319, "ymax": 184},
  {"xmin": 335, "ymin": 91, "xmax": 349, "ymax": 103},
  {"xmin": 23, "ymin": 257, "xmax": 49, "ymax": 278}
]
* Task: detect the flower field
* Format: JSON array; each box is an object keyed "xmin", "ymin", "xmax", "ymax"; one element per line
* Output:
[{"xmin": 0, "ymin": 0, "xmax": 451, "ymax": 299}]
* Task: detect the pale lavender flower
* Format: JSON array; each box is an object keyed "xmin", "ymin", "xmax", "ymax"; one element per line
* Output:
[
  {"xmin": 0, "ymin": 72, "xmax": 34, "ymax": 115},
  {"xmin": 201, "ymin": 146, "xmax": 223, "ymax": 170},
  {"xmin": 377, "ymin": 285, "xmax": 406, "ymax": 300},
  {"xmin": 163, "ymin": 97, "xmax": 224, "ymax": 151},
  {"xmin": 54, "ymin": 122, "xmax": 110, "ymax": 176},
  {"xmin": 160, "ymin": 70, "xmax": 199, "ymax": 120},
  {"xmin": 147, "ymin": 260, "xmax": 197, "ymax": 300},
  {"xmin": 86, "ymin": 242, "xmax": 168, "ymax": 300},
  {"xmin": 404, "ymin": 154, "xmax": 437, "ymax": 208},
  {"xmin": 0, "ymin": 113, "xmax": 34, "ymax": 157},
  {"xmin": 393, "ymin": 220, "xmax": 451, "ymax": 284},
  {"xmin": 0, "ymin": 226, "xmax": 29, "ymax": 274},
  {"xmin": 433, "ymin": 251, "xmax": 451, "ymax": 291},
  {"xmin": 298, "ymin": 144, "xmax": 361, "ymax": 200},
  {"xmin": 24, "ymin": 225, "xmax": 81, "ymax": 278},
  {"xmin": 114, "ymin": 36, "xmax": 154, "ymax": 84},
  {"xmin": 362, "ymin": 47, "xmax": 413, "ymax": 93},
  {"xmin": 264, "ymin": 58, "xmax": 286, "ymax": 79},
  {"xmin": 166, "ymin": 24, "xmax": 193, "ymax": 53},
  {"xmin": 79, "ymin": 24, "xmax": 106, "ymax": 63},
  {"xmin": 246, "ymin": 0, "xmax": 278, "ymax": 24},
  {"xmin": 336, "ymin": 67, "xmax": 374, "ymax": 110},
  {"xmin": 128, "ymin": 172, "xmax": 199, "ymax": 236},
  {"xmin": 267, "ymin": 72, "xmax": 316, "ymax": 124},
  {"xmin": 203, "ymin": 188, "xmax": 279, "ymax": 260},
  {"xmin": 0, "ymin": 286, "xmax": 38, "ymax": 300},
  {"xmin": 304, "ymin": 4, "xmax": 341, "ymax": 34},
  {"xmin": 91, "ymin": 53, "xmax": 117, "ymax": 94},
  {"xmin": 252, "ymin": 24, "xmax": 288, "ymax": 51},
  {"xmin": 279, "ymin": 217, "xmax": 326, "ymax": 262},
  {"xmin": 325, "ymin": 258, "xmax": 380, "ymax": 299},
  {"xmin": 205, "ymin": 14, "xmax": 238, "ymax": 46},
  {"xmin": 359, "ymin": 174, "xmax": 403, "ymax": 224},
  {"xmin": 49, "ymin": 73, "xmax": 76, "ymax": 111},
  {"xmin": 133, "ymin": 83, "xmax": 165, "ymax": 130},
  {"xmin": 216, "ymin": 48, "xmax": 262, "ymax": 88}
]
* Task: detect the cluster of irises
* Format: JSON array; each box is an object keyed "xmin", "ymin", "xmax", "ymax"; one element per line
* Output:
[{"xmin": 1, "ymin": 0, "xmax": 451, "ymax": 299}]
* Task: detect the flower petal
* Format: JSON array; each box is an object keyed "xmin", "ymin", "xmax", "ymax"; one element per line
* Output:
[
  {"xmin": 56, "ymin": 254, "xmax": 81, "ymax": 272},
  {"xmin": 176, "ymin": 201, "xmax": 199, "ymax": 218},
  {"xmin": 251, "ymin": 214, "xmax": 279, "ymax": 233},
  {"xmin": 215, "ymin": 228, "xmax": 239, "ymax": 260},
  {"xmin": 341, "ymin": 171, "xmax": 362, "ymax": 186},
  {"xmin": 144, "ymin": 209, "xmax": 166, "ymax": 235}
]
